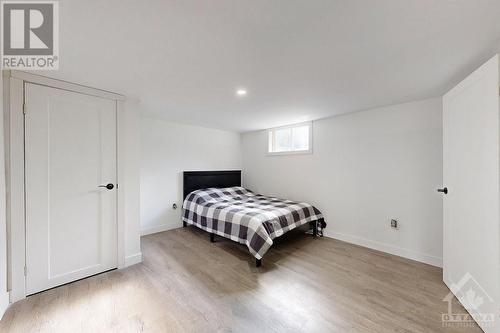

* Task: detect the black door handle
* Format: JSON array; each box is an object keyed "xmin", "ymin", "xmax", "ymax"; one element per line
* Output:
[
  {"xmin": 437, "ymin": 187, "xmax": 448, "ymax": 195},
  {"xmin": 99, "ymin": 183, "xmax": 114, "ymax": 190}
]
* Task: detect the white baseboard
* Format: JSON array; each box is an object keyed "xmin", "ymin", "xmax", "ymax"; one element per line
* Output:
[
  {"xmin": 124, "ymin": 252, "xmax": 143, "ymax": 267},
  {"xmin": 141, "ymin": 222, "xmax": 180, "ymax": 236},
  {"xmin": 324, "ymin": 230, "xmax": 442, "ymax": 267}
]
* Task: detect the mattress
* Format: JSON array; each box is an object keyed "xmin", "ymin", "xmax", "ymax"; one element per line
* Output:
[{"xmin": 182, "ymin": 187, "xmax": 324, "ymax": 259}]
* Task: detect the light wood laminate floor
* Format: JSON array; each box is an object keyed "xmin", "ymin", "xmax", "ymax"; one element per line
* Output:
[{"xmin": 0, "ymin": 227, "xmax": 481, "ymax": 332}]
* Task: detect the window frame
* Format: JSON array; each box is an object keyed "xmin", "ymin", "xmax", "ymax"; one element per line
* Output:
[{"xmin": 267, "ymin": 121, "xmax": 313, "ymax": 156}]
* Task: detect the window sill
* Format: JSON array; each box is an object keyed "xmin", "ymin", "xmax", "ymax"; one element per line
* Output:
[{"xmin": 267, "ymin": 149, "xmax": 312, "ymax": 156}]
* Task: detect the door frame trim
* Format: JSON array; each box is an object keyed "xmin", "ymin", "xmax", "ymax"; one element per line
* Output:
[
  {"xmin": 10, "ymin": 71, "xmax": 126, "ymax": 101},
  {"xmin": 4, "ymin": 71, "xmax": 128, "ymax": 303}
]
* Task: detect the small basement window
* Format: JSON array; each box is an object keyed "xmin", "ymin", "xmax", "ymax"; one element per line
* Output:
[{"xmin": 268, "ymin": 122, "xmax": 312, "ymax": 155}]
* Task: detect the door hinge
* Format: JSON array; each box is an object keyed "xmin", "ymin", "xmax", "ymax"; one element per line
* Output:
[
  {"xmin": 22, "ymin": 101, "xmax": 26, "ymax": 115},
  {"xmin": 24, "ymin": 266, "xmax": 27, "ymax": 276}
]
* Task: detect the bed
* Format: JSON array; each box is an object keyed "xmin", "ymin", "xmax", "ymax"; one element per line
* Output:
[{"xmin": 182, "ymin": 170, "xmax": 325, "ymax": 267}]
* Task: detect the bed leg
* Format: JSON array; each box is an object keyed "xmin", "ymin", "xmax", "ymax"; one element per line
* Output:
[
  {"xmin": 256, "ymin": 259, "xmax": 262, "ymax": 267},
  {"xmin": 210, "ymin": 233, "xmax": 215, "ymax": 243},
  {"xmin": 313, "ymin": 221, "xmax": 318, "ymax": 238},
  {"xmin": 183, "ymin": 221, "xmax": 187, "ymax": 228}
]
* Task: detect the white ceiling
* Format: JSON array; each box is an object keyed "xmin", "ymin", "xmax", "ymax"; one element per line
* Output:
[{"xmin": 48, "ymin": 0, "xmax": 500, "ymax": 132}]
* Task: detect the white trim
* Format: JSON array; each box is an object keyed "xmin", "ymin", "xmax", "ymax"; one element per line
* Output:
[
  {"xmin": 141, "ymin": 222, "xmax": 181, "ymax": 236},
  {"xmin": 325, "ymin": 230, "xmax": 443, "ymax": 268},
  {"xmin": 124, "ymin": 253, "xmax": 142, "ymax": 267},
  {"xmin": 5, "ymin": 72, "xmax": 127, "ymax": 302},
  {"xmin": 9, "ymin": 71, "xmax": 126, "ymax": 101}
]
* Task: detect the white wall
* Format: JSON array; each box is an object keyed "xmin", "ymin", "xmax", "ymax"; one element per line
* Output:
[
  {"xmin": 140, "ymin": 116, "xmax": 242, "ymax": 235},
  {"xmin": 242, "ymin": 98, "xmax": 443, "ymax": 266}
]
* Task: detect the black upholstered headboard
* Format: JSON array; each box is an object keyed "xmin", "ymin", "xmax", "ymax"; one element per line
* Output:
[{"xmin": 183, "ymin": 170, "xmax": 241, "ymax": 199}]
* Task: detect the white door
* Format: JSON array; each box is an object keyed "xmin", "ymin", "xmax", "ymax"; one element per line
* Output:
[
  {"xmin": 443, "ymin": 55, "xmax": 500, "ymax": 332},
  {"xmin": 25, "ymin": 83, "xmax": 118, "ymax": 294}
]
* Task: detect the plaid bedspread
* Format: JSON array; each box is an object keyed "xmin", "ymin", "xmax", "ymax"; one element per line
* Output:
[{"xmin": 182, "ymin": 187, "xmax": 324, "ymax": 259}]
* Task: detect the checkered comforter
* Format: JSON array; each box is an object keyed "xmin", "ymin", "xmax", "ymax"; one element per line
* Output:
[{"xmin": 182, "ymin": 187, "xmax": 324, "ymax": 259}]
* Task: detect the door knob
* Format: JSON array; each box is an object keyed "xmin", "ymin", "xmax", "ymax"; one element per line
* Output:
[
  {"xmin": 437, "ymin": 187, "xmax": 448, "ymax": 195},
  {"xmin": 99, "ymin": 183, "xmax": 114, "ymax": 190}
]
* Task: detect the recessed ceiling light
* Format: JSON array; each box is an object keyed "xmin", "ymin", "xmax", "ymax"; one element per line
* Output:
[{"xmin": 236, "ymin": 89, "xmax": 247, "ymax": 96}]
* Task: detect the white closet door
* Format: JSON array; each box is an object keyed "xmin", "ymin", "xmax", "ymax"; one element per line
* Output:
[
  {"xmin": 25, "ymin": 83, "xmax": 118, "ymax": 294},
  {"xmin": 443, "ymin": 55, "xmax": 499, "ymax": 332}
]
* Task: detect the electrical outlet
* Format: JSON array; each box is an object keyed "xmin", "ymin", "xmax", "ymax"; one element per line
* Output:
[{"xmin": 390, "ymin": 219, "xmax": 398, "ymax": 229}]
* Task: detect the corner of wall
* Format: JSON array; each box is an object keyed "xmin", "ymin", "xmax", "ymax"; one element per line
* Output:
[
  {"xmin": 121, "ymin": 101, "xmax": 142, "ymax": 267},
  {"xmin": 0, "ymin": 291, "xmax": 9, "ymax": 320},
  {"xmin": 0, "ymin": 70, "xmax": 10, "ymax": 318}
]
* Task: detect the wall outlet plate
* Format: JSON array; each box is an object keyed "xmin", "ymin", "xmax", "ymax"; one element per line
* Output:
[{"xmin": 391, "ymin": 219, "xmax": 398, "ymax": 229}]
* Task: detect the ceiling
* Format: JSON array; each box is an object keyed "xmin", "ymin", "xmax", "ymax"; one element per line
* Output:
[{"xmin": 47, "ymin": 0, "xmax": 500, "ymax": 132}]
